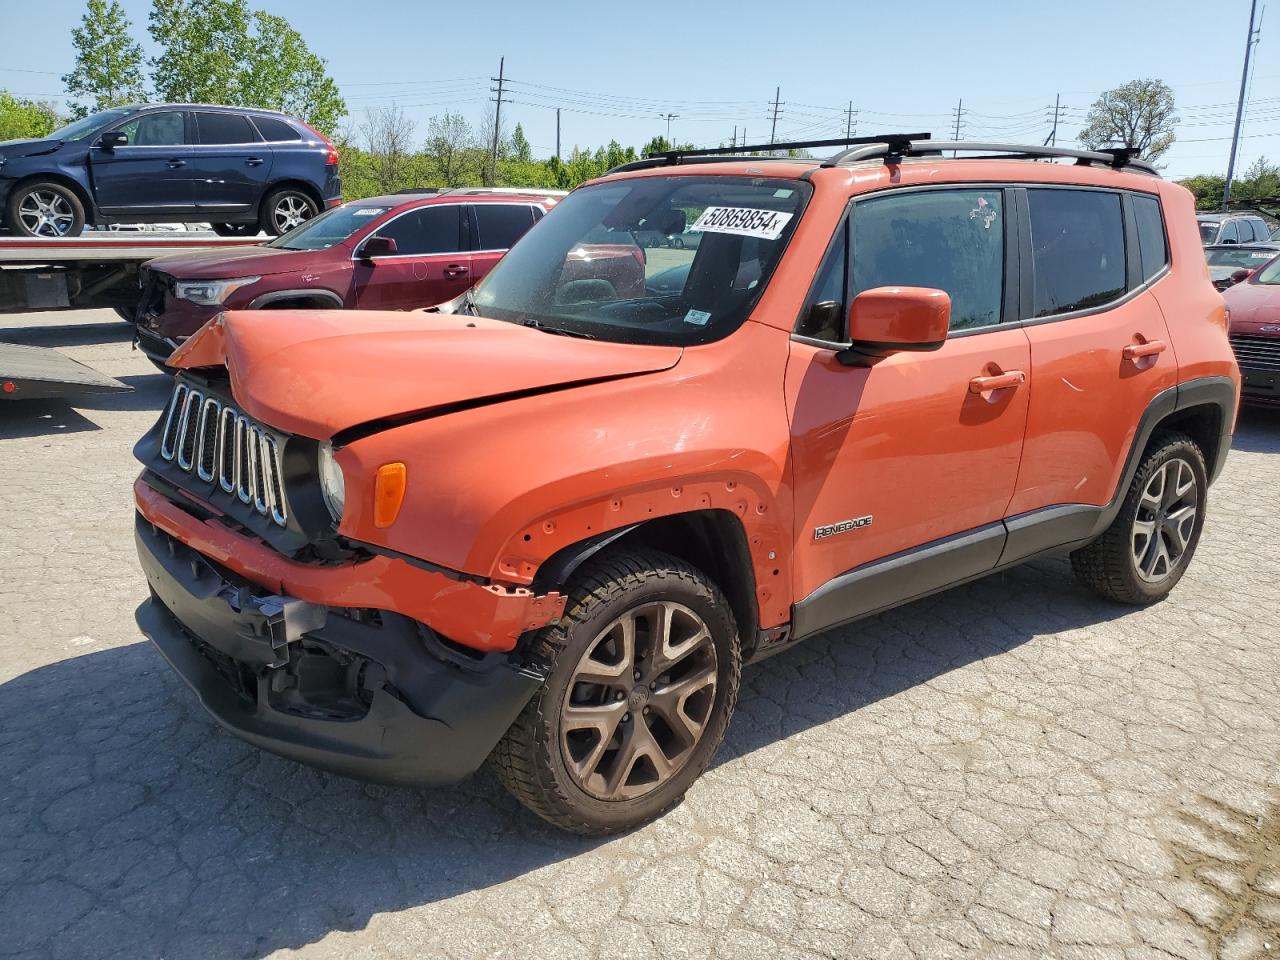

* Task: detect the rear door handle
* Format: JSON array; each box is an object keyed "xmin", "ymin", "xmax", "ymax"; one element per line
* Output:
[
  {"xmin": 1123, "ymin": 340, "xmax": 1167, "ymax": 361},
  {"xmin": 245, "ymin": 157, "xmax": 265, "ymax": 166},
  {"xmin": 443, "ymin": 264, "xmax": 469, "ymax": 278},
  {"xmin": 166, "ymin": 159, "xmax": 186, "ymax": 168},
  {"xmin": 969, "ymin": 370, "xmax": 1026, "ymax": 394}
]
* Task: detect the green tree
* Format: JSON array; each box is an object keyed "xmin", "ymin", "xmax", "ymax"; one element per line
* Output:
[
  {"xmin": 510, "ymin": 123, "xmax": 532, "ymax": 163},
  {"xmin": 1179, "ymin": 174, "xmax": 1227, "ymax": 210},
  {"xmin": 148, "ymin": 0, "xmax": 346, "ymax": 135},
  {"xmin": 425, "ymin": 112, "xmax": 481, "ymax": 187},
  {"xmin": 0, "ymin": 92, "xmax": 61, "ymax": 141},
  {"xmin": 1236, "ymin": 157, "xmax": 1280, "ymax": 202},
  {"xmin": 1078, "ymin": 79, "xmax": 1178, "ymax": 163},
  {"xmin": 62, "ymin": 0, "xmax": 146, "ymax": 118}
]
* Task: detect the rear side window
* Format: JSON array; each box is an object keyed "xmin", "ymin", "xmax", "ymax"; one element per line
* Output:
[
  {"xmin": 374, "ymin": 205, "xmax": 462, "ymax": 255},
  {"xmin": 194, "ymin": 112, "xmax": 258, "ymax": 145},
  {"xmin": 851, "ymin": 189, "xmax": 1005, "ymax": 331},
  {"xmin": 473, "ymin": 204, "xmax": 536, "ymax": 250},
  {"xmin": 1027, "ymin": 189, "xmax": 1125, "ymax": 317},
  {"xmin": 1131, "ymin": 195, "xmax": 1169, "ymax": 282},
  {"xmin": 252, "ymin": 116, "xmax": 302, "ymax": 142}
]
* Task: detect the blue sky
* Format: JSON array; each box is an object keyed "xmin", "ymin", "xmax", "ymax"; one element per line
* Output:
[{"xmin": 1, "ymin": 0, "xmax": 1276, "ymax": 180}]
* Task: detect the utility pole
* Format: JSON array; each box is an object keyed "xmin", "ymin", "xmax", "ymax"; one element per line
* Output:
[
  {"xmin": 1046, "ymin": 93, "xmax": 1064, "ymax": 146},
  {"xmin": 731, "ymin": 125, "xmax": 737, "ymax": 149},
  {"xmin": 1224, "ymin": 0, "xmax": 1262, "ymax": 210},
  {"xmin": 488, "ymin": 56, "xmax": 510, "ymax": 187},
  {"xmin": 843, "ymin": 101, "xmax": 858, "ymax": 139},
  {"xmin": 951, "ymin": 98, "xmax": 965, "ymax": 157},
  {"xmin": 555, "ymin": 107, "xmax": 561, "ymax": 161},
  {"xmin": 769, "ymin": 87, "xmax": 784, "ymax": 146},
  {"xmin": 658, "ymin": 112, "xmax": 678, "ymax": 143}
]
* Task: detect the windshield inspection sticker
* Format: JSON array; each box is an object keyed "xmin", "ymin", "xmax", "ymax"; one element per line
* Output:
[
  {"xmin": 691, "ymin": 206, "xmax": 793, "ymax": 240},
  {"xmin": 684, "ymin": 309, "xmax": 713, "ymax": 326}
]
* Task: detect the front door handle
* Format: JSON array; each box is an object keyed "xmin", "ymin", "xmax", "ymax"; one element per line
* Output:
[
  {"xmin": 969, "ymin": 370, "xmax": 1026, "ymax": 394},
  {"xmin": 166, "ymin": 159, "xmax": 186, "ymax": 168},
  {"xmin": 443, "ymin": 264, "xmax": 469, "ymax": 278},
  {"xmin": 245, "ymin": 157, "xmax": 265, "ymax": 166},
  {"xmin": 1123, "ymin": 340, "xmax": 1167, "ymax": 361}
]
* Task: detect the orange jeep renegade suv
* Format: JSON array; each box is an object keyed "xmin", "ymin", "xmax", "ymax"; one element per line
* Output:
[{"xmin": 133, "ymin": 136, "xmax": 1240, "ymax": 834}]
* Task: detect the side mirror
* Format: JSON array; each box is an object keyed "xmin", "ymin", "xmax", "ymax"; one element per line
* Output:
[
  {"xmin": 837, "ymin": 286, "xmax": 950, "ymax": 365},
  {"xmin": 98, "ymin": 130, "xmax": 128, "ymax": 150},
  {"xmin": 1231, "ymin": 268, "xmax": 1252, "ymax": 283},
  {"xmin": 358, "ymin": 235, "xmax": 398, "ymax": 261}
]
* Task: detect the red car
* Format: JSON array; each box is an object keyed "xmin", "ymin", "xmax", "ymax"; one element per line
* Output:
[
  {"xmin": 133, "ymin": 189, "xmax": 561, "ymax": 363},
  {"xmin": 1223, "ymin": 251, "xmax": 1280, "ymax": 403}
]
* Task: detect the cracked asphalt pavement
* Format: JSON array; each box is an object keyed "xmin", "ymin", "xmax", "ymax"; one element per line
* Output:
[{"xmin": 1, "ymin": 310, "xmax": 1278, "ymax": 960}]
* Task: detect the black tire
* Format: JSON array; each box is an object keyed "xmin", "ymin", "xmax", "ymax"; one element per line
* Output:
[
  {"xmin": 5, "ymin": 181, "xmax": 86, "ymax": 237},
  {"xmin": 113, "ymin": 305, "xmax": 135, "ymax": 322},
  {"xmin": 491, "ymin": 549, "xmax": 741, "ymax": 835},
  {"xmin": 1071, "ymin": 431, "xmax": 1208, "ymax": 605},
  {"xmin": 259, "ymin": 188, "xmax": 318, "ymax": 236},
  {"xmin": 211, "ymin": 222, "xmax": 257, "ymax": 237}
]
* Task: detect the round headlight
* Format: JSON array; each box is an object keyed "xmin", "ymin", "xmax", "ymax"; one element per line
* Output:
[{"xmin": 318, "ymin": 441, "xmax": 345, "ymax": 523}]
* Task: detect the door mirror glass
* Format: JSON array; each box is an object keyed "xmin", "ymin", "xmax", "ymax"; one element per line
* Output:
[
  {"xmin": 359, "ymin": 236, "xmax": 398, "ymax": 260},
  {"xmin": 98, "ymin": 130, "xmax": 128, "ymax": 150},
  {"xmin": 842, "ymin": 286, "xmax": 950, "ymax": 360}
]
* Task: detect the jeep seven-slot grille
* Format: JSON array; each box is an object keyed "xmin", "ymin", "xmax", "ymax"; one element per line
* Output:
[
  {"xmin": 1230, "ymin": 334, "xmax": 1280, "ymax": 372},
  {"xmin": 159, "ymin": 381, "xmax": 288, "ymax": 526}
]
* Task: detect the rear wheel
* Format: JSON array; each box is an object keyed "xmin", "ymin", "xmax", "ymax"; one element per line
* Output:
[
  {"xmin": 211, "ymin": 222, "xmax": 257, "ymax": 237},
  {"xmin": 5, "ymin": 182, "xmax": 85, "ymax": 237},
  {"xmin": 1071, "ymin": 432, "xmax": 1208, "ymax": 604},
  {"xmin": 491, "ymin": 549, "xmax": 740, "ymax": 835},
  {"xmin": 259, "ymin": 188, "xmax": 318, "ymax": 236}
]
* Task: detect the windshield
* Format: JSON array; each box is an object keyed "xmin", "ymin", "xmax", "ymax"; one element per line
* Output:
[
  {"xmin": 266, "ymin": 203, "xmax": 393, "ymax": 250},
  {"xmin": 470, "ymin": 175, "xmax": 811, "ymax": 346},
  {"xmin": 49, "ymin": 107, "xmax": 135, "ymax": 141},
  {"xmin": 1206, "ymin": 247, "xmax": 1278, "ymax": 268},
  {"xmin": 1254, "ymin": 255, "xmax": 1280, "ymax": 284},
  {"xmin": 1199, "ymin": 221, "xmax": 1219, "ymax": 244}
]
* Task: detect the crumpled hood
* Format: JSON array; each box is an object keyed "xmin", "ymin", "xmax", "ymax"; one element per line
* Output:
[
  {"xmin": 1224, "ymin": 279, "xmax": 1280, "ymax": 329},
  {"xmin": 170, "ymin": 309, "xmax": 683, "ymax": 439},
  {"xmin": 146, "ymin": 244, "xmax": 310, "ymax": 279},
  {"xmin": 0, "ymin": 137, "xmax": 62, "ymax": 158}
]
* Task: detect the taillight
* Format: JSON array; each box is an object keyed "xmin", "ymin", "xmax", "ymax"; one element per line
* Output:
[{"xmin": 300, "ymin": 120, "xmax": 340, "ymax": 165}]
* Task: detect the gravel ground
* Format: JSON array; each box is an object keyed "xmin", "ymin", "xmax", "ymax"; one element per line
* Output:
[{"xmin": 1, "ymin": 310, "xmax": 1277, "ymax": 960}]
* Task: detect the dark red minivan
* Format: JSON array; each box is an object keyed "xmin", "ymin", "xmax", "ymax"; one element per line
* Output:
[{"xmin": 133, "ymin": 189, "xmax": 561, "ymax": 362}]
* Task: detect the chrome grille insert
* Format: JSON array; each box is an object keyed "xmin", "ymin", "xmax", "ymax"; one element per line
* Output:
[{"xmin": 159, "ymin": 381, "xmax": 288, "ymax": 527}]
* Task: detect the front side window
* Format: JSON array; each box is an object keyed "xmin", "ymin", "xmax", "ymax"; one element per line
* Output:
[
  {"xmin": 1220, "ymin": 221, "xmax": 1239, "ymax": 244},
  {"xmin": 115, "ymin": 111, "xmax": 186, "ymax": 147},
  {"xmin": 194, "ymin": 112, "xmax": 258, "ymax": 145},
  {"xmin": 470, "ymin": 176, "xmax": 810, "ymax": 346},
  {"xmin": 1132, "ymin": 194, "xmax": 1169, "ymax": 281},
  {"xmin": 373, "ymin": 205, "xmax": 462, "ymax": 255},
  {"xmin": 474, "ymin": 204, "xmax": 536, "ymax": 250},
  {"xmin": 1028, "ymin": 189, "xmax": 1125, "ymax": 317},
  {"xmin": 851, "ymin": 189, "xmax": 1004, "ymax": 331}
]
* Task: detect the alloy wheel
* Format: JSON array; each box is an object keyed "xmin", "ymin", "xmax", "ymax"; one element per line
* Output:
[
  {"xmin": 273, "ymin": 195, "xmax": 312, "ymax": 233},
  {"xmin": 18, "ymin": 190, "xmax": 75, "ymax": 237},
  {"xmin": 1131, "ymin": 457, "xmax": 1199, "ymax": 583},
  {"xmin": 560, "ymin": 601, "xmax": 718, "ymax": 801}
]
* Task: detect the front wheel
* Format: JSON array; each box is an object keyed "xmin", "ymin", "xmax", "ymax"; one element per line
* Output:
[
  {"xmin": 491, "ymin": 549, "xmax": 741, "ymax": 834},
  {"xmin": 1071, "ymin": 431, "xmax": 1208, "ymax": 604},
  {"xmin": 259, "ymin": 188, "xmax": 318, "ymax": 236},
  {"xmin": 5, "ymin": 182, "xmax": 86, "ymax": 237}
]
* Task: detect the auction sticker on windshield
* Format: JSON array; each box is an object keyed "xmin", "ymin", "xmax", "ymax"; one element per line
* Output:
[{"xmin": 691, "ymin": 206, "xmax": 793, "ymax": 240}]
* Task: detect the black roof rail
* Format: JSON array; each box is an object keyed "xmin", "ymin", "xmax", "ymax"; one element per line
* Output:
[
  {"xmin": 822, "ymin": 139, "xmax": 1159, "ymax": 175},
  {"xmin": 606, "ymin": 133, "xmax": 932, "ymax": 175}
]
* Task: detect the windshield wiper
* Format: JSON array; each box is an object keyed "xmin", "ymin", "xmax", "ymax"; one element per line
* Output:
[{"xmin": 521, "ymin": 317, "xmax": 597, "ymax": 340}]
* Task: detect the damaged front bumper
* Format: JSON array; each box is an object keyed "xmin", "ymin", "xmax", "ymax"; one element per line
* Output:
[{"xmin": 135, "ymin": 516, "xmax": 546, "ymax": 785}]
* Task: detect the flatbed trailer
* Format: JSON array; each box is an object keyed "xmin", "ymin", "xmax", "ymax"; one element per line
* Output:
[
  {"xmin": 0, "ymin": 232, "xmax": 261, "ymax": 316},
  {"xmin": 0, "ymin": 341, "xmax": 130, "ymax": 400}
]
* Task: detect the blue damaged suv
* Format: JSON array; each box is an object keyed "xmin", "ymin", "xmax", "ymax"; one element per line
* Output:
[{"xmin": 0, "ymin": 103, "xmax": 342, "ymax": 238}]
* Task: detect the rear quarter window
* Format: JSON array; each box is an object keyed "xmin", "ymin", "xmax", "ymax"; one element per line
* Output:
[
  {"xmin": 1131, "ymin": 194, "xmax": 1169, "ymax": 282},
  {"xmin": 252, "ymin": 116, "xmax": 303, "ymax": 142}
]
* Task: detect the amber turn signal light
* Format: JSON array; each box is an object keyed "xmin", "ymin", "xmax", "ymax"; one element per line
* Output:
[{"xmin": 373, "ymin": 463, "xmax": 407, "ymax": 528}]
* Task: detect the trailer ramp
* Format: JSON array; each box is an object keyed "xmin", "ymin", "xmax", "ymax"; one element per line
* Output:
[{"xmin": 0, "ymin": 342, "xmax": 131, "ymax": 400}]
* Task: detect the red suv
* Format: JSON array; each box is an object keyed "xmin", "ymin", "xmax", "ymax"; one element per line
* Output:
[
  {"xmin": 133, "ymin": 189, "xmax": 560, "ymax": 362},
  {"xmin": 133, "ymin": 137, "xmax": 1239, "ymax": 834}
]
